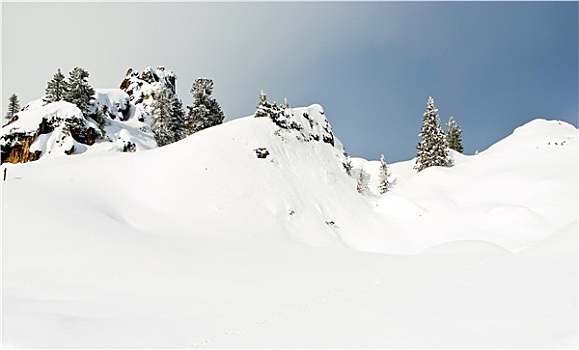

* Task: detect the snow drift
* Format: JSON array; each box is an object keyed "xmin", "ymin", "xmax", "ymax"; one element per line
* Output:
[{"xmin": 2, "ymin": 110, "xmax": 577, "ymax": 348}]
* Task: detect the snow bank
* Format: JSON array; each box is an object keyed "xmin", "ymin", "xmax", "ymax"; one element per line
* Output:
[{"xmin": 2, "ymin": 99, "xmax": 83, "ymax": 136}]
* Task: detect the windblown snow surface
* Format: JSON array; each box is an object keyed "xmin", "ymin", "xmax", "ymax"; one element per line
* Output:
[{"xmin": 2, "ymin": 109, "xmax": 577, "ymax": 348}]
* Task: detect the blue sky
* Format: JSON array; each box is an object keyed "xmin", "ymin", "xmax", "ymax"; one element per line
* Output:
[{"xmin": 2, "ymin": 2, "xmax": 577, "ymax": 162}]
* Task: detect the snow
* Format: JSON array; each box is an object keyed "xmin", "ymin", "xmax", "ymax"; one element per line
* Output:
[
  {"xmin": 91, "ymin": 88, "xmax": 130, "ymax": 119},
  {"xmin": 1, "ymin": 113, "xmax": 577, "ymax": 348},
  {"xmin": 1, "ymin": 99, "xmax": 83, "ymax": 136}
]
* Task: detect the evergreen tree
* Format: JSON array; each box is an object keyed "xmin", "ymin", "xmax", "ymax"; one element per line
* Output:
[
  {"xmin": 185, "ymin": 78, "xmax": 224, "ymax": 134},
  {"xmin": 342, "ymin": 159, "xmax": 353, "ymax": 176},
  {"xmin": 253, "ymin": 90, "xmax": 291, "ymax": 128},
  {"xmin": 43, "ymin": 69, "xmax": 67, "ymax": 104},
  {"xmin": 170, "ymin": 97, "xmax": 186, "ymax": 143},
  {"xmin": 64, "ymin": 67, "xmax": 95, "ymax": 116},
  {"xmin": 446, "ymin": 116, "xmax": 464, "ymax": 153},
  {"xmin": 356, "ymin": 168, "xmax": 369, "ymax": 194},
  {"xmin": 414, "ymin": 96, "xmax": 450, "ymax": 172},
  {"xmin": 255, "ymin": 90, "xmax": 272, "ymax": 118},
  {"xmin": 151, "ymin": 89, "xmax": 174, "ymax": 147},
  {"xmin": 5, "ymin": 94, "xmax": 20, "ymax": 121},
  {"xmin": 282, "ymin": 97, "xmax": 289, "ymax": 109},
  {"xmin": 60, "ymin": 116, "xmax": 88, "ymax": 143},
  {"xmin": 378, "ymin": 154, "xmax": 391, "ymax": 194}
]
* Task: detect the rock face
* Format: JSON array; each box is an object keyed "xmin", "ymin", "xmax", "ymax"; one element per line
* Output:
[
  {"xmin": 119, "ymin": 66, "xmax": 177, "ymax": 123},
  {"xmin": 1, "ymin": 134, "xmax": 41, "ymax": 164},
  {"xmin": 1, "ymin": 66, "xmax": 177, "ymax": 164},
  {"xmin": 260, "ymin": 103, "xmax": 336, "ymax": 147}
]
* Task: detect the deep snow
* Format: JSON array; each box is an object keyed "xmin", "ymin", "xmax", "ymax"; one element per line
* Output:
[{"xmin": 1, "ymin": 111, "xmax": 577, "ymax": 348}]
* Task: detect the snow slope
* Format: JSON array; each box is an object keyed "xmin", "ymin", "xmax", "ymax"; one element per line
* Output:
[{"xmin": 2, "ymin": 113, "xmax": 577, "ymax": 348}]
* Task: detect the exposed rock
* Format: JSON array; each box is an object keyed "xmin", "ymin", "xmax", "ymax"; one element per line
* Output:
[
  {"xmin": 266, "ymin": 104, "xmax": 336, "ymax": 147},
  {"xmin": 255, "ymin": 147, "xmax": 270, "ymax": 159},
  {"xmin": 120, "ymin": 66, "xmax": 176, "ymax": 105},
  {"xmin": 2, "ymin": 134, "xmax": 41, "ymax": 164}
]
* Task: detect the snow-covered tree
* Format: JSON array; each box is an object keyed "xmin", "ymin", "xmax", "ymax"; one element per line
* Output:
[
  {"xmin": 185, "ymin": 78, "xmax": 224, "ymax": 134},
  {"xmin": 170, "ymin": 97, "xmax": 186, "ymax": 143},
  {"xmin": 378, "ymin": 154, "xmax": 391, "ymax": 194},
  {"xmin": 414, "ymin": 96, "xmax": 451, "ymax": 172},
  {"xmin": 343, "ymin": 159, "xmax": 353, "ymax": 176},
  {"xmin": 254, "ymin": 90, "xmax": 283, "ymax": 122},
  {"xmin": 446, "ymin": 116, "xmax": 464, "ymax": 153},
  {"xmin": 356, "ymin": 168, "xmax": 369, "ymax": 194},
  {"xmin": 5, "ymin": 94, "xmax": 20, "ymax": 121},
  {"xmin": 59, "ymin": 115, "xmax": 88, "ymax": 143},
  {"xmin": 64, "ymin": 67, "xmax": 95, "ymax": 116},
  {"xmin": 255, "ymin": 90, "xmax": 272, "ymax": 118},
  {"xmin": 151, "ymin": 89, "xmax": 174, "ymax": 147},
  {"xmin": 43, "ymin": 69, "xmax": 67, "ymax": 104}
]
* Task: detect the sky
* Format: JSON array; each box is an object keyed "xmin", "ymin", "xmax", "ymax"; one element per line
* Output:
[{"xmin": 2, "ymin": 1, "xmax": 577, "ymax": 162}]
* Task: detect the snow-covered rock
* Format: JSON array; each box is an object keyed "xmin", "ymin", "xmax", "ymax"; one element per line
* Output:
[
  {"xmin": 1, "ymin": 66, "xmax": 178, "ymax": 164},
  {"xmin": 119, "ymin": 66, "xmax": 177, "ymax": 123}
]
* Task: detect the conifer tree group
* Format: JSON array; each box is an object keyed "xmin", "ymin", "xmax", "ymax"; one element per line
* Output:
[{"xmin": 43, "ymin": 67, "xmax": 95, "ymax": 117}]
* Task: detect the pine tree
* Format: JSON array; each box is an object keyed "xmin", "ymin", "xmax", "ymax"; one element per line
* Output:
[
  {"xmin": 64, "ymin": 67, "xmax": 95, "ymax": 116},
  {"xmin": 170, "ymin": 97, "xmax": 186, "ymax": 143},
  {"xmin": 255, "ymin": 90, "xmax": 271, "ymax": 118},
  {"xmin": 151, "ymin": 89, "xmax": 174, "ymax": 147},
  {"xmin": 5, "ymin": 94, "xmax": 20, "ymax": 121},
  {"xmin": 43, "ymin": 69, "xmax": 67, "ymax": 104},
  {"xmin": 414, "ymin": 96, "xmax": 450, "ymax": 172},
  {"xmin": 60, "ymin": 115, "xmax": 88, "ymax": 143},
  {"xmin": 185, "ymin": 78, "xmax": 224, "ymax": 135},
  {"xmin": 356, "ymin": 168, "xmax": 368, "ymax": 194},
  {"xmin": 446, "ymin": 116, "xmax": 464, "ymax": 153},
  {"xmin": 378, "ymin": 154, "xmax": 391, "ymax": 194}
]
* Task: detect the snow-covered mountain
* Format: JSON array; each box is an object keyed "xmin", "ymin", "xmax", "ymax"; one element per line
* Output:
[
  {"xmin": 1, "ymin": 66, "xmax": 176, "ymax": 164},
  {"xmin": 2, "ymin": 107, "xmax": 577, "ymax": 347}
]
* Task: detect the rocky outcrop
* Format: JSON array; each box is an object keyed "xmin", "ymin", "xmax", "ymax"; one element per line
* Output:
[
  {"xmin": 1, "ymin": 134, "xmax": 41, "ymax": 164},
  {"xmin": 259, "ymin": 102, "xmax": 336, "ymax": 148},
  {"xmin": 120, "ymin": 66, "xmax": 176, "ymax": 106},
  {"xmin": 1, "ymin": 66, "xmax": 174, "ymax": 165}
]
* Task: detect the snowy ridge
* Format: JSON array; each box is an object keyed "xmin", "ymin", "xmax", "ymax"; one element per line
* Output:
[{"xmin": 3, "ymin": 116, "xmax": 576, "ymax": 253}]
